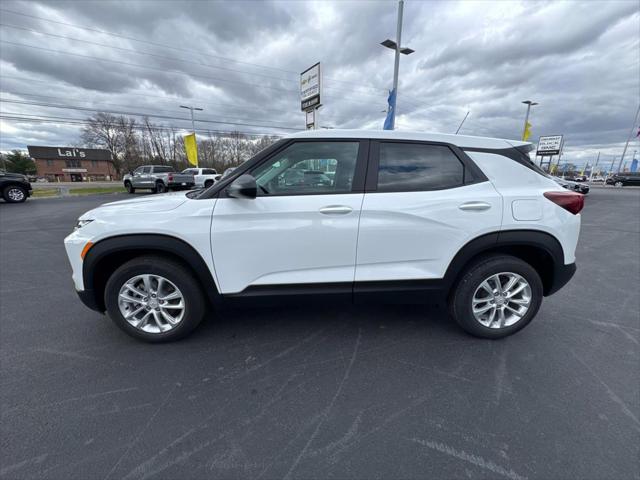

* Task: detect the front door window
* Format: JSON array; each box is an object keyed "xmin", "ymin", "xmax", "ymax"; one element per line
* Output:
[{"xmin": 251, "ymin": 142, "xmax": 359, "ymax": 196}]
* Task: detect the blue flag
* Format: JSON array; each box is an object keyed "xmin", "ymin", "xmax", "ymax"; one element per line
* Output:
[
  {"xmin": 631, "ymin": 158, "xmax": 638, "ymax": 173},
  {"xmin": 383, "ymin": 89, "xmax": 396, "ymax": 130}
]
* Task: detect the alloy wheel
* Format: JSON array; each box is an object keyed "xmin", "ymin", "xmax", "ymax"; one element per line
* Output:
[
  {"xmin": 117, "ymin": 274, "xmax": 185, "ymax": 333},
  {"xmin": 7, "ymin": 187, "xmax": 25, "ymax": 202},
  {"xmin": 471, "ymin": 272, "xmax": 532, "ymax": 329}
]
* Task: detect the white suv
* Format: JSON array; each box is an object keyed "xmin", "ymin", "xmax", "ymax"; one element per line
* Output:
[{"xmin": 64, "ymin": 130, "xmax": 582, "ymax": 342}]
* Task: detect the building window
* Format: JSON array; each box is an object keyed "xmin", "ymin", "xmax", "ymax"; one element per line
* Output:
[
  {"xmin": 65, "ymin": 159, "xmax": 82, "ymax": 168},
  {"xmin": 46, "ymin": 159, "xmax": 53, "ymax": 166},
  {"xmin": 91, "ymin": 160, "xmax": 98, "ymax": 167}
]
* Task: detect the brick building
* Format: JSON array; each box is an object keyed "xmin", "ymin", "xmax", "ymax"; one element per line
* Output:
[{"xmin": 27, "ymin": 146, "xmax": 117, "ymax": 182}]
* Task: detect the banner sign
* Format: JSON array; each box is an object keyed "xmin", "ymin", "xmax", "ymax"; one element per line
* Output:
[
  {"xmin": 300, "ymin": 62, "xmax": 321, "ymax": 111},
  {"xmin": 184, "ymin": 133, "xmax": 198, "ymax": 166},
  {"xmin": 536, "ymin": 135, "xmax": 563, "ymax": 156}
]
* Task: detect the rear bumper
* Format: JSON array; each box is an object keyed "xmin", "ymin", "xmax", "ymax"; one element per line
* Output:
[{"xmin": 547, "ymin": 263, "xmax": 576, "ymax": 296}]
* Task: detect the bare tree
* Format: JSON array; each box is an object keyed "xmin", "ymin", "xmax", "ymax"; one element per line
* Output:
[{"xmin": 80, "ymin": 113, "xmax": 122, "ymax": 174}]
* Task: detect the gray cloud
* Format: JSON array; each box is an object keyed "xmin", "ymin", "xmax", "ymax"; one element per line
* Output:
[{"xmin": 0, "ymin": 0, "xmax": 638, "ymax": 167}]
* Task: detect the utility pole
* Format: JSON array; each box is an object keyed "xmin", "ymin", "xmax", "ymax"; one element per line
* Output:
[
  {"xmin": 381, "ymin": 0, "xmax": 414, "ymax": 130},
  {"xmin": 589, "ymin": 151, "xmax": 600, "ymax": 181},
  {"xmin": 616, "ymin": 103, "xmax": 640, "ymax": 173},
  {"xmin": 521, "ymin": 100, "xmax": 538, "ymax": 140},
  {"xmin": 180, "ymin": 105, "xmax": 203, "ymax": 134}
]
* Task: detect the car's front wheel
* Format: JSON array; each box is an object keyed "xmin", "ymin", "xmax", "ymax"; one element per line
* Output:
[
  {"xmin": 614, "ymin": 181, "xmax": 623, "ymax": 187},
  {"xmin": 104, "ymin": 256, "xmax": 206, "ymax": 342},
  {"xmin": 2, "ymin": 185, "xmax": 28, "ymax": 203},
  {"xmin": 449, "ymin": 255, "xmax": 543, "ymax": 339},
  {"xmin": 124, "ymin": 181, "xmax": 135, "ymax": 194}
]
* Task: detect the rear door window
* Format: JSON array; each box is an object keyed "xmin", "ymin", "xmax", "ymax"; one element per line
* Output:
[{"xmin": 375, "ymin": 142, "xmax": 464, "ymax": 192}]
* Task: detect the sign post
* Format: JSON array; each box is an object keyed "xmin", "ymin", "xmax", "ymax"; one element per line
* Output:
[
  {"xmin": 300, "ymin": 62, "xmax": 321, "ymax": 130},
  {"xmin": 536, "ymin": 135, "xmax": 563, "ymax": 173}
]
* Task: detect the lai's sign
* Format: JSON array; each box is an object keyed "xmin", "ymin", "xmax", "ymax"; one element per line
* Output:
[
  {"xmin": 27, "ymin": 145, "xmax": 112, "ymax": 161},
  {"xmin": 300, "ymin": 62, "xmax": 321, "ymax": 111},
  {"xmin": 536, "ymin": 135, "xmax": 563, "ymax": 156}
]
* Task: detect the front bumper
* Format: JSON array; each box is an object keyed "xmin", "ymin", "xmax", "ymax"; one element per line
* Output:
[
  {"xmin": 546, "ymin": 262, "xmax": 577, "ymax": 296},
  {"xmin": 76, "ymin": 288, "xmax": 104, "ymax": 313}
]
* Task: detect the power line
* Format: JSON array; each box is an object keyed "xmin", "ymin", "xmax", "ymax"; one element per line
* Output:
[
  {"xmin": 0, "ymin": 40, "xmax": 300, "ymax": 95},
  {"xmin": 1, "ymin": 40, "xmax": 390, "ymax": 107},
  {"xmin": 0, "ymin": 113, "xmax": 284, "ymax": 138},
  {"xmin": 0, "ymin": 98, "xmax": 301, "ymax": 131},
  {"xmin": 0, "ymin": 90, "xmax": 299, "ymax": 127},
  {"xmin": 0, "ymin": 75, "xmax": 292, "ymax": 115},
  {"xmin": 0, "ymin": 8, "xmax": 388, "ymax": 96},
  {"xmin": 0, "ymin": 23, "xmax": 387, "ymax": 98}
]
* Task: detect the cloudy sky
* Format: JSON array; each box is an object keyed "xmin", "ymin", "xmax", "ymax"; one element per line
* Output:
[{"xmin": 0, "ymin": 0, "xmax": 638, "ymax": 167}]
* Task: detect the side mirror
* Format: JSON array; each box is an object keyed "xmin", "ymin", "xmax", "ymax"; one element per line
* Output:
[{"xmin": 227, "ymin": 174, "xmax": 257, "ymax": 199}]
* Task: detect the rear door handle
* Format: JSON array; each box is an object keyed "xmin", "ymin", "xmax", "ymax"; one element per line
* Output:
[
  {"xmin": 459, "ymin": 201, "xmax": 491, "ymax": 211},
  {"xmin": 319, "ymin": 205, "xmax": 353, "ymax": 215}
]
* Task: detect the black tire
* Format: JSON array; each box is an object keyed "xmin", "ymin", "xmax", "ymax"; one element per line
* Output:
[
  {"xmin": 155, "ymin": 181, "xmax": 167, "ymax": 193},
  {"xmin": 104, "ymin": 255, "xmax": 206, "ymax": 342},
  {"xmin": 614, "ymin": 181, "xmax": 623, "ymax": 187},
  {"xmin": 204, "ymin": 180, "xmax": 214, "ymax": 188},
  {"xmin": 124, "ymin": 181, "xmax": 135, "ymax": 194},
  {"xmin": 449, "ymin": 254, "xmax": 543, "ymax": 339},
  {"xmin": 2, "ymin": 185, "xmax": 28, "ymax": 203}
]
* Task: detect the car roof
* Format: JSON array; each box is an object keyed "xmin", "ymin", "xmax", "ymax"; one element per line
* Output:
[{"xmin": 286, "ymin": 129, "xmax": 530, "ymax": 150}]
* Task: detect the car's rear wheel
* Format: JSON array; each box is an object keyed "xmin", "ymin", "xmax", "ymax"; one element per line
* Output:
[
  {"xmin": 155, "ymin": 182, "xmax": 167, "ymax": 193},
  {"xmin": 104, "ymin": 256, "xmax": 206, "ymax": 342},
  {"xmin": 124, "ymin": 181, "xmax": 135, "ymax": 194},
  {"xmin": 204, "ymin": 180, "xmax": 214, "ymax": 188},
  {"xmin": 449, "ymin": 255, "xmax": 543, "ymax": 339},
  {"xmin": 3, "ymin": 185, "xmax": 27, "ymax": 203},
  {"xmin": 614, "ymin": 181, "xmax": 623, "ymax": 187}
]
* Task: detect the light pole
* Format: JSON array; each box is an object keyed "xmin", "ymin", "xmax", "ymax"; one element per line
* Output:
[
  {"xmin": 180, "ymin": 105, "xmax": 203, "ymax": 133},
  {"xmin": 381, "ymin": 0, "xmax": 414, "ymax": 130},
  {"xmin": 616, "ymin": 103, "xmax": 640, "ymax": 173},
  {"xmin": 521, "ymin": 100, "xmax": 538, "ymax": 141}
]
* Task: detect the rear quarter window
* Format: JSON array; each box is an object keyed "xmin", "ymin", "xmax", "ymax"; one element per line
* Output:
[{"xmin": 465, "ymin": 150, "xmax": 553, "ymax": 188}]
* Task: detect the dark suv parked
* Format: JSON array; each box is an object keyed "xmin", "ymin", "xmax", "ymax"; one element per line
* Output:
[
  {"xmin": 606, "ymin": 172, "xmax": 640, "ymax": 187},
  {"xmin": 0, "ymin": 172, "xmax": 32, "ymax": 203}
]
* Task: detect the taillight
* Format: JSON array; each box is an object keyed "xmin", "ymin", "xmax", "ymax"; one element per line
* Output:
[
  {"xmin": 168, "ymin": 174, "xmax": 174, "ymax": 181},
  {"xmin": 543, "ymin": 191, "xmax": 584, "ymax": 215}
]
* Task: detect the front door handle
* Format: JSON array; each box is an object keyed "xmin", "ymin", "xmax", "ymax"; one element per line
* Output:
[
  {"xmin": 459, "ymin": 201, "xmax": 491, "ymax": 211},
  {"xmin": 319, "ymin": 205, "xmax": 353, "ymax": 215}
]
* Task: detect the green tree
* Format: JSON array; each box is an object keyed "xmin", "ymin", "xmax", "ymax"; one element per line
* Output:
[{"xmin": 4, "ymin": 150, "xmax": 36, "ymax": 175}]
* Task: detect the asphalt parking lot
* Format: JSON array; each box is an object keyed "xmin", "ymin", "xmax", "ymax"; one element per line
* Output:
[{"xmin": 1, "ymin": 188, "xmax": 638, "ymax": 480}]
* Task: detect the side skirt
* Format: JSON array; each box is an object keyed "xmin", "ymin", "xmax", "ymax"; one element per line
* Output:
[{"xmin": 218, "ymin": 280, "xmax": 447, "ymax": 308}]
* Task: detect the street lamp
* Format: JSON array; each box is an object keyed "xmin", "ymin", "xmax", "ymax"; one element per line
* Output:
[
  {"xmin": 521, "ymin": 100, "xmax": 538, "ymax": 141},
  {"xmin": 381, "ymin": 0, "xmax": 414, "ymax": 130},
  {"xmin": 179, "ymin": 105, "xmax": 203, "ymax": 133}
]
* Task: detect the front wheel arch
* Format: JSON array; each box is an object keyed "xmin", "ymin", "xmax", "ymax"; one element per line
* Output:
[{"xmin": 83, "ymin": 234, "xmax": 219, "ymax": 312}]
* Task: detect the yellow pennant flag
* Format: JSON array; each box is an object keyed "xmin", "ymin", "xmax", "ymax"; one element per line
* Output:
[
  {"xmin": 184, "ymin": 133, "xmax": 198, "ymax": 166},
  {"xmin": 522, "ymin": 122, "xmax": 532, "ymax": 141}
]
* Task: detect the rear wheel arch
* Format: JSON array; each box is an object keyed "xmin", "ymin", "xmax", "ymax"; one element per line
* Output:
[
  {"xmin": 444, "ymin": 230, "xmax": 565, "ymax": 296},
  {"xmin": 83, "ymin": 234, "xmax": 219, "ymax": 312}
]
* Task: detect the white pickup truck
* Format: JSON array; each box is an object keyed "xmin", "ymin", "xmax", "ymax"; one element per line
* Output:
[{"xmin": 181, "ymin": 168, "xmax": 219, "ymax": 189}]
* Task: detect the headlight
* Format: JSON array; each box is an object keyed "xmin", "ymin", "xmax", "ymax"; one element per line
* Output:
[{"xmin": 74, "ymin": 219, "xmax": 94, "ymax": 231}]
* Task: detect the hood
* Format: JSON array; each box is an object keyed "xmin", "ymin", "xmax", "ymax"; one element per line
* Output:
[
  {"xmin": 0, "ymin": 172, "xmax": 28, "ymax": 181},
  {"xmin": 81, "ymin": 191, "xmax": 189, "ymax": 218}
]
